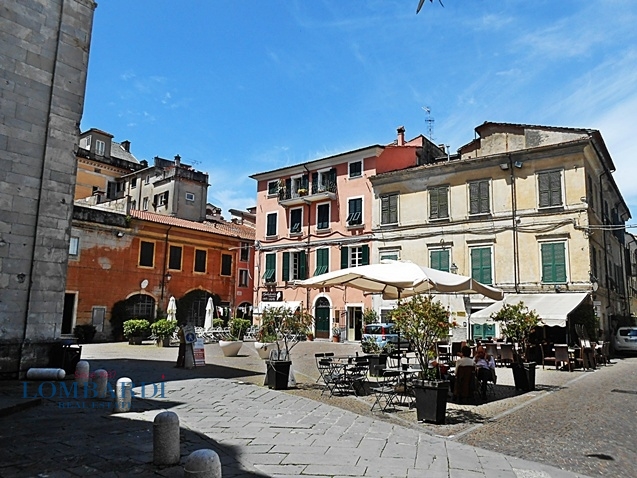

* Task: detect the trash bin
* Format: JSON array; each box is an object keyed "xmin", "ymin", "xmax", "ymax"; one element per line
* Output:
[
  {"xmin": 50, "ymin": 343, "xmax": 82, "ymax": 374},
  {"xmin": 524, "ymin": 361, "xmax": 536, "ymax": 391}
]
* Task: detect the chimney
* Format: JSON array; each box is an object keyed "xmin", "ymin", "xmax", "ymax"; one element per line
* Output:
[
  {"xmin": 438, "ymin": 144, "xmax": 446, "ymax": 154},
  {"xmin": 174, "ymin": 154, "xmax": 181, "ymax": 167},
  {"xmin": 397, "ymin": 126, "xmax": 405, "ymax": 146},
  {"xmin": 121, "ymin": 140, "xmax": 131, "ymax": 152}
]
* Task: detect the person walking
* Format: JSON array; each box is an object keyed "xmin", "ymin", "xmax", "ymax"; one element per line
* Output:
[{"xmin": 175, "ymin": 323, "xmax": 186, "ymax": 368}]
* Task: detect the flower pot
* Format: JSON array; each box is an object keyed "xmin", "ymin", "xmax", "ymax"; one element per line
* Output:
[
  {"xmin": 509, "ymin": 362, "xmax": 536, "ymax": 391},
  {"xmin": 219, "ymin": 340, "xmax": 243, "ymax": 357},
  {"xmin": 156, "ymin": 338, "xmax": 170, "ymax": 347},
  {"xmin": 413, "ymin": 380, "xmax": 450, "ymax": 424},
  {"xmin": 128, "ymin": 336, "xmax": 143, "ymax": 345},
  {"xmin": 254, "ymin": 341, "xmax": 277, "ymax": 360},
  {"xmin": 266, "ymin": 360, "xmax": 292, "ymax": 390},
  {"xmin": 366, "ymin": 354, "xmax": 388, "ymax": 377},
  {"xmin": 332, "ymin": 336, "xmax": 340, "ymax": 343},
  {"xmin": 307, "ymin": 333, "xmax": 314, "ymax": 341}
]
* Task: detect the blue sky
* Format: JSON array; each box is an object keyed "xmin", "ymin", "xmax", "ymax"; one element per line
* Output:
[{"xmin": 81, "ymin": 0, "xmax": 637, "ymax": 222}]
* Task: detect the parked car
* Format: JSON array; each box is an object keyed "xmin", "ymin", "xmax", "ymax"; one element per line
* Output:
[
  {"xmin": 362, "ymin": 323, "xmax": 410, "ymax": 352},
  {"xmin": 613, "ymin": 326, "xmax": 637, "ymax": 354}
]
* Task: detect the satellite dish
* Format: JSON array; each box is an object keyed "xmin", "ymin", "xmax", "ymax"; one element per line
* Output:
[{"xmin": 140, "ymin": 279, "xmax": 149, "ymax": 289}]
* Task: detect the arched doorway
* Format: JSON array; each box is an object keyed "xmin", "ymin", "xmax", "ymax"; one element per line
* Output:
[
  {"xmin": 314, "ymin": 297, "xmax": 330, "ymax": 339},
  {"xmin": 126, "ymin": 294, "xmax": 156, "ymax": 321},
  {"xmin": 236, "ymin": 301, "xmax": 253, "ymax": 322},
  {"xmin": 177, "ymin": 290, "xmax": 220, "ymax": 327}
]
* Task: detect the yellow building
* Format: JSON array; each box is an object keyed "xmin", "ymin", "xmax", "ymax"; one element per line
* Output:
[{"xmin": 370, "ymin": 122, "xmax": 630, "ymax": 341}]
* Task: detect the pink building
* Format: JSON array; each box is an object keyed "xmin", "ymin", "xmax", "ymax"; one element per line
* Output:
[{"xmin": 250, "ymin": 127, "xmax": 440, "ymax": 341}]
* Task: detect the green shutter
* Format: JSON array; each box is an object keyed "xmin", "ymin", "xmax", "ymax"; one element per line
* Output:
[
  {"xmin": 541, "ymin": 242, "xmax": 566, "ymax": 283},
  {"xmin": 479, "ymin": 181, "xmax": 489, "ymax": 213},
  {"xmin": 341, "ymin": 247, "xmax": 349, "ymax": 269},
  {"xmin": 299, "ymin": 250, "xmax": 307, "ymax": 280},
  {"xmin": 549, "ymin": 171, "xmax": 562, "ymax": 206},
  {"xmin": 469, "ymin": 182, "xmax": 479, "ymax": 215},
  {"xmin": 553, "ymin": 242, "xmax": 566, "ymax": 282},
  {"xmin": 315, "ymin": 248, "xmax": 328, "ymax": 276},
  {"xmin": 389, "ymin": 194, "xmax": 397, "ymax": 223},
  {"xmin": 431, "ymin": 250, "xmax": 449, "ymax": 272},
  {"xmin": 362, "ymin": 245, "xmax": 369, "ymax": 265},
  {"xmin": 381, "ymin": 196, "xmax": 389, "ymax": 224},
  {"xmin": 282, "ymin": 252, "xmax": 290, "ymax": 282},
  {"xmin": 539, "ymin": 171, "xmax": 562, "ymax": 208},
  {"xmin": 439, "ymin": 188, "xmax": 448, "ymax": 218},
  {"xmin": 263, "ymin": 253, "xmax": 276, "ymax": 282},
  {"xmin": 471, "ymin": 247, "xmax": 492, "ymax": 284},
  {"xmin": 430, "ymin": 189, "xmax": 439, "ymax": 219}
]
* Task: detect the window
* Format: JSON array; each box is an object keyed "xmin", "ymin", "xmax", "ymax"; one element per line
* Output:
[
  {"xmin": 381, "ymin": 193, "xmax": 398, "ymax": 225},
  {"xmin": 185, "ymin": 192, "xmax": 195, "ymax": 202},
  {"xmin": 379, "ymin": 248, "xmax": 400, "ymax": 261},
  {"xmin": 154, "ymin": 191, "xmax": 169, "ymax": 208},
  {"xmin": 587, "ymin": 175, "xmax": 595, "ymax": 210},
  {"xmin": 283, "ymin": 251, "xmax": 306, "ymax": 281},
  {"xmin": 471, "ymin": 247, "xmax": 492, "ymax": 285},
  {"xmin": 168, "ymin": 245, "xmax": 182, "ymax": 270},
  {"xmin": 349, "ymin": 160, "xmax": 362, "ymax": 178},
  {"xmin": 267, "ymin": 180, "xmax": 279, "ymax": 196},
  {"xmin": 91, "ymin": 306, "xmax": 106, "ymax": 332},
  {"xmin": 131, "ymin": 177, "xmax": 137, "ymax": 189},
  {"xmin": 69, "ymin": 236, "xmax": 79, "ymax": 256},
  {"xmin": 538, "ymin": 170, "xmax": 563, "ymax": 208},
  {"xmin": 312, "ymin": 168, "xmax": 336, "ymax": 193},
  {"xmin": 263, "ymin": 253, "xmax": 276, "ymax": 282},
  {"xmin": 240, "ymin": 242, "xmax": 250, "ymax": 262},
  {"xmin": 239, "ymin": 269, "xmax": 249, "ymax": 287},
  {"xmin": 107, "ymin": 181, "xmax": 117, "ymax": 199},
  {"xmin": 130, "ymin": 200, "xmax": 136, "ymax": 210},
  {"xmin": 541, "ymin": 242, "xmax": 567, "ymax": 283},
  {"xmin": 142, "ymin": 197, "xmax": 149, "ymax": 211},
  {"xmin": 341, "ymin": 245, "xmax": 369, "ymax": 268},
  {"xmin": 95, "ymin": 140, "xmax": 105, "ymax": 156},
  {"xmin": 289, "ymin": 208, "xmax": 303, "ymax": 234},
  {"xmin": 347, "ymin": 198, "xmax": 363, "ymax": 226},
  {"xmin": 469, "ymin": 180, "xmax": 490, "ymax": 215},
  {"xmin": 221, "ymin": 254, "xmax": 232, "ymax": 276},
  {"xmin": 317, "ymin": 203, "xmax": 330, "ymax": 230},
  {"xmin": 194, "ymin": 249, "xmax": 207, "ymax": 273},
  {"xmin": 266, "ymin": 212, "xmax": 277, "ymax": 237},
  {"xmin": 139, "ymin": 241, "xmax": 155, "ymax": 267},
  {"xmin": 314, "ymin": 248, "xmax": 329, "ymax": 276},
  {"xmin": 430, "ymin": 249, "xmax": 450, "ymax": 272},
  {"xmin": 429, "ymin": 186, "xmax": 449, "ymax": 220},
  {"xmin": 145, "ymin": 175, "xmax": 150, "ymax": 185}
]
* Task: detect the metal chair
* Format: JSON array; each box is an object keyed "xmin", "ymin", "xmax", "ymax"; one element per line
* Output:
[
  {"xmin": 370, "ymin": 369, "xmax": 400, "ymax": 412},
  {"xmin": 554, "ymin": 344, "xmax": 572, "ymax": 371},
  {"xmin": 498, "ymin": 343, "xmax": 514, "ymax": 367},
  {"xmin": 453, "ymin": 366, "xmax": 478, "ymax": 402}
]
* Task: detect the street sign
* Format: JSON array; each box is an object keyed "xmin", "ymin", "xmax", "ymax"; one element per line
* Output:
[
  {"xmin": 193, "ymin": 338, "xmax": 205, "ymax": 366},
  {"xmin": 182, "ymin": 325, "xmax": 197, "ymax": 344}
]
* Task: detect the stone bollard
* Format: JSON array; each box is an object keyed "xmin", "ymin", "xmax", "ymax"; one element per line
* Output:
[
  {"xmin": 94, "ymin": 369, "xmax": 108, "ymax": 399},
  {"xmin": 75, "ymin": 360, "xmax": 90, "ymax": 388},
  {"xmin": 26, "ymin": 368, "xmax": 65, "ymax": 381},
  {"xmin": 114, "ymin": 377, "xmax": 133, "ymax": 412},
  {"xmin": 153, "ymin": 411, "xmax": 180, "ymax": 466},
  {"xmin": 184, "ymin": 449, "xmax": 222, "ymax": 478}
]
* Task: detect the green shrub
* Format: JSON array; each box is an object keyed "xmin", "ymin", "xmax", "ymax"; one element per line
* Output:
[
  {"xmin": 123, "ymin": 319, "xmax": 150, "ymax": 338},
  {"xmin": 228, "ymin": 317, "xmax": 252, "ymax": 340},
  {"xmin": 212, "ymin": 318, "xmax": 224, "ymax": 328},
  {"xmin": 150, "ymin": 319, "xmax": 177, "ymax": 339}
]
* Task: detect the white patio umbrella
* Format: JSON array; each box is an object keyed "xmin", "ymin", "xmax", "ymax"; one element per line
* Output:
[
  {"xmin": 204, "ymin": 297, "xmax": 214, "ymax": 330},
  {"xmin": 166, "ymin": 296, "xmax": 177, "ymax": 321},
  {"xmin": 297, "ymin": 260, "xmax": 503, "ymax": 301}
]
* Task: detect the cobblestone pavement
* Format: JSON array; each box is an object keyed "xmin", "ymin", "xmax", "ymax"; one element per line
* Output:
[{"xmin": 0, "ymin": 340, "xmax": 623, "ymax": 477}]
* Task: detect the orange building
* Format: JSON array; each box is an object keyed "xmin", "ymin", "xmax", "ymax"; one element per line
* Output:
[{"xmin": 66, "ymin": 206, "xmax": 255, "ymax": 340}]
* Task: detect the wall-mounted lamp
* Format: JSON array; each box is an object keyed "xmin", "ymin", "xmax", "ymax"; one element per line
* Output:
[
  {"xmin": 554, "ymin": 284, "xmax": 562, "ymax": 293},
  {"xmin": 499, "ymin": 163, "xmax": 509, "ymax": 170},
  {"xmin": 164, "ymin": 272, "xmax": 172, "ymax": 282},
  {"xmin": 116, "ymin": 231, "xmax": 124, "ymax": 238},
  {"xmin": 450, "ymin": 263, "xmax": 458, "ymax": 274},
  {"xmin": 514, "ymin": 161, "xmax": 523, "ymax": 168}
]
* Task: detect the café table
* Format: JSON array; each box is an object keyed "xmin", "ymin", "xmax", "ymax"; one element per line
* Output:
[{"xmin": 383, "ymin": 365, "xmax": 420, "ymax": 406}]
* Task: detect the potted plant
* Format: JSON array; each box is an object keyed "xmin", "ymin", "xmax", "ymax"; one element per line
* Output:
[
  {"xmin": 260, "ymin": 306, "xmax": 313, "ymax": 390},
  {"xmin": 73, "ymin": 324, "xmax": 96, "ymax": 344},
  {"xmin": 123, "ymin": 319, "xmax": 150, "ymax": 345},
  {"xmin": 219, "ymin": 317, "xmax": 251, "ymax": 357},
  {"xmin": 297, "ymin": 187, "xmax": 308, "ymax": 196},
  {"xmin": 150, "ymin": 319, "xmax": 177, "ymax": 347},
  {"xmin": 491, "ymin": 301, "xmax": 541, "ymax": 391},
  {"xmin": 391, "ymin": 294, "xmax": 454, "ymax": 424},
  {"xmin": 361, "ymin": 336, "xmax": 394, "ymax": 377},
  {"xmin": 332, "ymin": 325, "xmax": 341, "ymax": 343}
]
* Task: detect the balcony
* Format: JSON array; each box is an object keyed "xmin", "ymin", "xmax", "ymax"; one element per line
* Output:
[{"xmin": 278, "ymin": 182, "xmax": 337, "ymax": 207}]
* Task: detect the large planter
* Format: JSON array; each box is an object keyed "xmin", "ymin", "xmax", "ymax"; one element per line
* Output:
[
  {"xmin": 219, "ymin": 340, "xmax": 243, "ymax": 357},
  {"xmin": 155, "ymin": 338, "xmax": 171, "ymax": 347},
  {"xmin": 509, "ymin": 362, "xmax": 536, "ymax": 391},
  {"xmin": 332, "ymin": 335, "xmax": 340, "ymax": 343},
  {"xmin": 128, "ymin": 336, "xmax": 143, "ymax": 345},
  {"xmin": 255, "ymin": 341, "xmax": 278, "ymax": 360},
  {"xmin": 413, "ymin": 380, "xmax": 450, "ymax": 424},
  {"xmin": 366, "ymin": 354, "xmax": 388, "ymax": 377},
  {"xmin": 266, "ymin": 360, "xmax": 292, "ymax": 390}
]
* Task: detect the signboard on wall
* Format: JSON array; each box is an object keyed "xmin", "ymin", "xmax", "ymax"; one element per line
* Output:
[{"xmin": 261, "ymin": 291, "xmax": 283, "ymax": 302}]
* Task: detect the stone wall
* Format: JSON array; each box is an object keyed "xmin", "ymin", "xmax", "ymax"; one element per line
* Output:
[{"xmin": 0, "ymin": 0, "xmax": 97, "ymax": 378}]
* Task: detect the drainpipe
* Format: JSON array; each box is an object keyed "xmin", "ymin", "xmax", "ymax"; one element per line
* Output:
[
  {"xmin": 303, "ymin": 164, "xmax": 312, "ymax": 319},
  {"xmin": 508, "ymin": 154, "xmax": 520, "ymax": 293}
]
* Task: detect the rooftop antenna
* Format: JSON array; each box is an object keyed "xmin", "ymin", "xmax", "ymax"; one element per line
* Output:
[{"xmin": 422, "ymin": 106, "xmax": 434, "ymax": 142}]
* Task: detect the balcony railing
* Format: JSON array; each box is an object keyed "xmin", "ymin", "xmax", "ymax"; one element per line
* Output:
[{"xmin": 278, "ymin": 182, "xmax": 337, "ymax": 206}]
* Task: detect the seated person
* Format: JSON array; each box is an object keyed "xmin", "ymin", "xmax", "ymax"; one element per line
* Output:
[
  {"xmin": 474, "ymin": 344, "xmax": 496, "ymax": 398},
  {"xmin": 455, "ymin": 345, "xmax": 475, "ymax": 373},
  {"xmin": 452, "ymin": 345, "xmax": 475, "ymax": 399}
]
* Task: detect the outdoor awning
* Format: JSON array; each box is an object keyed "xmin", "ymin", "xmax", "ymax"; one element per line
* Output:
[
  {"xmin": 255, "ymin": 301, "xmax": 302, "ymax": 315},
  {"xmin": 470, "ymin": 293, "xmax": 590, "ymax": 327}
]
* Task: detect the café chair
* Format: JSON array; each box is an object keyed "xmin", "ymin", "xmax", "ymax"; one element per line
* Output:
[
  {"xmin": 554, "ymin": 344, "xmax": 572, "ymax": 371},
  {"xmin": 370, "ymin": 369, "xmax": 400, "ymax": 412},
  {"xmin": 498, "ymin": 343, "xmax": 515, "ymax": 367},
  {"xmin": 453, "ymin": 366, "xmax": 477, "ymax": 403},
  {"xmin": 540, "ymin": 343, "xmax": 556, "ymax": 369}
]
